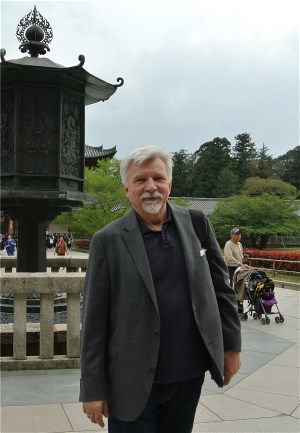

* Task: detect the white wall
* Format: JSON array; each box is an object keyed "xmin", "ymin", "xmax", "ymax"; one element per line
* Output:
[{"xmin": 47, "ymin": 223, "xmax": 68, "ymax": 235}]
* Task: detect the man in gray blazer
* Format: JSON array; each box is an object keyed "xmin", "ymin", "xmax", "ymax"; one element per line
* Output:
[{"xmin": 80, "ymin": 146, "xmax": 241, "ymax": 432}]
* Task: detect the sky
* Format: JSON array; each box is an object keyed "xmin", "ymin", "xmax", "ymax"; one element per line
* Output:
[{"xmin": 1, "ymin": 0, "xmax": 299, "ymax": 160}]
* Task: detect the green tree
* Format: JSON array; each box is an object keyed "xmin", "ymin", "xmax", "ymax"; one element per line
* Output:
[
  {"xmin": 251, "ymin": 144, "xmax": 273, "ymax": 178},
  {"xmin": 232, "ymin": 132, "xmax": 257, "ymax": 183},
  {"xmin": 214, "ymin": 168, "xmax": 240, "ymax": 197},
  {"xmin": 274, "ymin": 146, "xmax": 300, "ymax": 190},
  {"xmin": 171, "ymin": 149, "xmax": 193, "ymax": 196},
  {"xmin": 53, "ymin": 159, "xmax": 130, "ymax": 237},
  {"xmin": 190, "ymin": 137, "xmax": 232, "ymax": 197},
  {"xmin": 272, "ymin": 157, "xmax": 286, "ymax": 180},
  {"xmin": 243, "ymin": 177, "xmax": 297, "ymax": 198},
  {"xmin": 209, "ymin": 194, "xmax": 300, "ymax": 249}
]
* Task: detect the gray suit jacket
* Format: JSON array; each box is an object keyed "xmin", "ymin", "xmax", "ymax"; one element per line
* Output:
[{"xmin": 79, "ymin": 203, "xmax": 241, "ymax": 421}]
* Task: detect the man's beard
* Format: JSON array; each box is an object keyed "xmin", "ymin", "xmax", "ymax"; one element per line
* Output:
[{"xmin": 140, "ymin": 192, "xmax": 164, "ymax": 214}]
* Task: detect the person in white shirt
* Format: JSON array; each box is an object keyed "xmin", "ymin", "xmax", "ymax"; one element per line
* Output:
[
  {"xmin": 224, "ymin": 228, "xmax": 250, "ymax": 314},
  {"xmin": 224, "ymin": 228, "xmax": 246, "ymax": 286}
]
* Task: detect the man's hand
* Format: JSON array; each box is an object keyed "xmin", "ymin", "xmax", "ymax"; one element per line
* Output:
[
  {"xmin": 83, "ymin": 400, "xmax": 109, "ymax": 428},
  {"xmin": 223, "ymin": 350, "xmax": 241, "ymax": 385}
]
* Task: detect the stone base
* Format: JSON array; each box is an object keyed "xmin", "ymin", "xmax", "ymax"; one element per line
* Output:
[{"xmin": 0, "ymin": 355, "xmax": 81, "ymax": 370}]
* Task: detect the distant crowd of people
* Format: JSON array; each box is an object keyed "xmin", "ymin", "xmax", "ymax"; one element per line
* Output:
[{"xmin": 0, "ymin": 232, "xmax": 73, "ymax": 257}]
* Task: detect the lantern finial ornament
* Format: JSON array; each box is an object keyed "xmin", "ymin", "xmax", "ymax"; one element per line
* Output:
[{"xmin": 16, "ymin": 5, "xmax": 53, "ymax": 57}]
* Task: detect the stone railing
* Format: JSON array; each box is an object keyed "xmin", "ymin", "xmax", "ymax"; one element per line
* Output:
[
  {"xmin": 0, "ymin": 256, "xmax": 88, "ymax": 273},
  {"xmin": 0, "ymin": 257, "xmax": 88, "ymax": 370},
  {"xmin": 1, "ymin": 255, "xmax": 298, "ymax": 370},
  {"xmin": 247, "ymin": 257, "xmax": 300, "ymax": 275}
]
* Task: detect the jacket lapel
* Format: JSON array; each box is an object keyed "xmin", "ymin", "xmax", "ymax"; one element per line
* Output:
[
  {"xmin": 169, "ymin": 204, "xmax": 196, "ymax": 295},
  {"xmin": 121, "ymin": 210, "xmax": 159, "ymax": 313}
]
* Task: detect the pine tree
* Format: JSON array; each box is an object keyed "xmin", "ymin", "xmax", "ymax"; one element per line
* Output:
[
  {"xmin": 214, "ymin": 168, "xmax": 240, "ymax": 197},
  {"xmin": 232, "ymin": 133, "xmax": 257, "ymax": 183},
  {"xmin": 190, "ymin": 137, "xmax": 232, "ymax": 197},
  {"xmin": 171, "ymin": 150, "xmax": 193, "ymax": 196},
  {"xmin": 253, "ymin": 144, "xmax": 273, "ymax": 178}
]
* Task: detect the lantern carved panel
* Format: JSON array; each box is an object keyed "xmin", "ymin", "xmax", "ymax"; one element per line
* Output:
[
  {"xmin": 18, "ymin": 86, "xmax": 58, "ymax": 177},
  {"xmin": 1, "ymin": 88, "xmax": 15, "ymax": 176},
  {"xmin": 61, "ymin": 90, "xmax": 83, "ymax": 181}
]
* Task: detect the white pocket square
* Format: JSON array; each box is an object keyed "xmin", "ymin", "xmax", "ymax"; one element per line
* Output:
[{"xmin": 200, "ymin": 249, "xmax": 207, "ymax": 257}]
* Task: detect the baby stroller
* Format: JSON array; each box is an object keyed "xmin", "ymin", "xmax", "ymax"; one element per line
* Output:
[{"xmin": 234, "ymin": 268, "xmax": 284, "ymax": 325}]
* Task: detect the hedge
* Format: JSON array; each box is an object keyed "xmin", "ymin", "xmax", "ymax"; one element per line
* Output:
[
  {"xmin": 74, "ymin": 239, "xmax": 91, "ymax": 250},
  {"xmin": 72, "ymin": 241, "xmax": 299, "ymax": 272},
  {"xmin": 245, "ymin": 249, "xmax": 300, "ymax": 272}
]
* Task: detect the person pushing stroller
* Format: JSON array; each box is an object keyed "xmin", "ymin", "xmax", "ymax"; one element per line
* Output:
[
  {"xmin": 224, "ymin": 228, "xmax": 250, "ymax": 313},
  {"xmin": 224, "ymin": 228, "xmax": 249, "ymax": 286}
]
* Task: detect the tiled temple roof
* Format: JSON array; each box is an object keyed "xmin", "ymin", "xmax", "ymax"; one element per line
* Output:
[
  {"xmin": 169, "ymin": 197, "xmax": 219, "ymax": 215},
  {"xmin": 170, "ymin": 198, "xmax": 300, "ymax": 217},
  {"xmin": 85, "ymin": 145, "xmax": 117, "ymax": 159},
  {"xmin": 85, "ymin": 145, "xmax": 117, "ymax": 167}
]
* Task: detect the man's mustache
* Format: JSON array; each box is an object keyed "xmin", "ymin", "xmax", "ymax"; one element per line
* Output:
[{"xmin": 140, "ymin": 192, "xmax": 163, "ymax": 200}]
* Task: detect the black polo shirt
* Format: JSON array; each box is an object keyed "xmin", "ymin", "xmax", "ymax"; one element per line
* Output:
[{"xmin": 137, "ymin": 210, "xmax": 209, "ymax": 383}]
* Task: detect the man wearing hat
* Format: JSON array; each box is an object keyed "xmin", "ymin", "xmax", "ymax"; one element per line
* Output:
[{"xmin": 224, "ymin": 228, "xmax": 245, "ymax": 287}]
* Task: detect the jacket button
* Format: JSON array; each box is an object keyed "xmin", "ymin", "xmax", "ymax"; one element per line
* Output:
[
  {"xmin": 149, "ymin": 368, "xmax": 156, "ymax": 375},
  {"xmin": 154, "ymin": 330, "xmax": 160, "ymax": 336}
]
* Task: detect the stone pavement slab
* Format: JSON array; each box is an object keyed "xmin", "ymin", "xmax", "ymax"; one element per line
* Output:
[
  {"xmin": 193, "ymin": 415, "xmax": 300, "ymax": 432},
  {"xmin": 0, "ymin": 404, "xmax": 72, "ymax": 433},
  {"xmin": 200, "ymin": 392, "xmax": 280, "ymax": 420},
  {"xmin": 194, "ymin": 402, "xmax": 222, "ymax": 423},
  {"xmin": 234, "ymin": 363, "xmax": 299, "ymax": 397},
  {"xmin": 270, "ymin": 344, "xmax": 300, "ymax": 367},
  {"xmin": 224, "ymin": 387, "xmax": 299, "ymax": 415},
  {"xmin": 1, "ymin": 369, "xmax": 80, "ymax": 406}
]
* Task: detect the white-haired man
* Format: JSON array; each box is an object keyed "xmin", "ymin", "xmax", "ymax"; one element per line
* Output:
[{"xmin": 80, "ymin": 146, "xmax": 241, "ymax": 433}]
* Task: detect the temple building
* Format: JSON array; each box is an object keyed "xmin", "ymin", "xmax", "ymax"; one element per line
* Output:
[{"xmin": 85, "ymin": 145, "xmax": 117, "ymax": 168}]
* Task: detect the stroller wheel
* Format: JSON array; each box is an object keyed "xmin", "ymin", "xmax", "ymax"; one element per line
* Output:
[
  {"xmin": 243, "ymin": 313, "xmax": 248, "ymax": 321},
  {"xmin": 275, "ymin": 317, "xmax": 280, "ymax": 323},
  {"xmin": 266, "ymin": 317, "xmax": 270, "ymax": 325},
  {"xmin": 280, "ymin": 315, "xmax": 284, "ymax": 323},
  {"xmin": 253, "ymin": 312, "xmax": 258, "ymax": 320},
  {"xmin": 261, "ymin": 318, "xmax": 266, "ymax": 325}
]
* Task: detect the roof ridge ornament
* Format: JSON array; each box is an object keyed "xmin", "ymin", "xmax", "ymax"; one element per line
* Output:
[
  {"xmin": 0, "ymin": 48, "xmax": 7, "ymax": 63},
  {"xmin": 16, "ymin": 5, "xmax": 53, "ymax": 57},
  {"xmin": 78, "ymin": 54, "xmax": 85, "ymax": 67},
  {"xmin": 116, "ymin": 77, "xmax": 124, "ymax": 87}
]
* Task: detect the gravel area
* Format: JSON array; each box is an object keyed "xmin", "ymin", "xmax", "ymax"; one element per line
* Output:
[{"xmin": 0, "ymin": 311, "xmax": 68, "ymax": 324}]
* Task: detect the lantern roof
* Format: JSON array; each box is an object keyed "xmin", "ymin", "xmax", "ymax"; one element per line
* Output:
[
  {"xmin": 0, "ymin": 5, "xmax": 124, "ymax": 105},
  {"xmin": 1, "ymin": 52, "xmax": 124, "ymax": 105}
]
